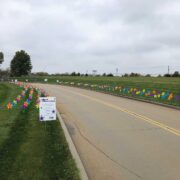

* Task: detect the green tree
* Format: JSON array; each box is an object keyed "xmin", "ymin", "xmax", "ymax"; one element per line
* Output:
[
  {"xmin": 172, "ymin": 71, "xmax": 180, "ymax": 77},
  {"xmin": 0, "ymin": 52, "xmax": 4, "ymax": 65},
  {"xmin": 10, "ymin": 50, "xmax": 32, "ymax": 76},
  {"xmin": 71, "ymin": 72, "xmax": 76, "ymax": 76},
  {"xmin": 164, "ymin": 73, "xmax": 171, "ymax": 77},
  {"xmin": 107, "ymin": 73, "xmax": 114, "ymax": 77}
]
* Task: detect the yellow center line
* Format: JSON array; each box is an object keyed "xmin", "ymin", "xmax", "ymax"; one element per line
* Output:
[{"xmin": 61, "ymin": 87, "xmax": 180, "ymax": 137}]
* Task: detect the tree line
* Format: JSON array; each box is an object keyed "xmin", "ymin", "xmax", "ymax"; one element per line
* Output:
[
  {"xmin": 0, "ymin": 50, "xmax": 180, "ymax": 78},
  {"xmin": 31, "ymin": 71, "xmax": 180, "ymax": 77},
  {"xmin": 122, "ymin": 72, "xmax": 180, "ymax": 77}
]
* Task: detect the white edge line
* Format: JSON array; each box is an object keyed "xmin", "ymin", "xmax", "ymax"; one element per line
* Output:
[{"xmin": 57, "ymin": 111, "xmax": 89, "ymax": 180}]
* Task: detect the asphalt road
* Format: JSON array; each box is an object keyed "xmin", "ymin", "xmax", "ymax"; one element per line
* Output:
[{"xmin": 35, "ymin": 84, "xmax": 180, "ymax": 180}]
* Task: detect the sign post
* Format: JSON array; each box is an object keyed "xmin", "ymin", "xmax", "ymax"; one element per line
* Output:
[{"xmin": 39, "ymin": 97, "xmax": 56, "ymax": 121}]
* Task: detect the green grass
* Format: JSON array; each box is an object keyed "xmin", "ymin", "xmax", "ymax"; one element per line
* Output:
[
  {"xmin": 12, "ymin": 76, "xmax": 180, "ymax": 93},
  {"xmin": 0, "ymin": 83, "xmax": 80, "ymax": 180},
  {"xmin": 12, "ymin": 76, "xmax": 180, "ymax": 106},
  {"xmin": 0, "ymin": 83, "xmax": 22, "ymax": 145}
]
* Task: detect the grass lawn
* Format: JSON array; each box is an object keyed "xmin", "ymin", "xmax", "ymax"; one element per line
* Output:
[
  {"xmin": 12, "ymin": 76, "xmax": 180, "ymax": 93},
  {"xmin": 12, "ymin": 76, "xmax": 180, "ymax": 107},
  {"xmin": 0, "ymin": 83, "xmax": 80, "ymax": 180}
]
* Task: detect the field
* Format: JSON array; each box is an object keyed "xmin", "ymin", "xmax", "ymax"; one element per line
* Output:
[
  {"xmin": 0, "ymin": 83, "xmax": 80, "ymax": 180},
  {"xmin": 13, "ymin": 76, "xmax": 180, "ymax": 107}
]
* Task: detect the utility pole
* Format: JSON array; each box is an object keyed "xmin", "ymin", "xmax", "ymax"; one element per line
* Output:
[
  {"xmin": 168, "ymin": 65, "xmax": 170, "ymax": 74},
  {"xmin": 116, "ymin": 68, "xmax": 118, "ymax": 76}
]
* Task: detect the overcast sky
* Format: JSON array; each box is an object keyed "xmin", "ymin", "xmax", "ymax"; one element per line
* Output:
[{"xmin": 1, "ymin": 0, "xmax": 180, "ymax": 75}]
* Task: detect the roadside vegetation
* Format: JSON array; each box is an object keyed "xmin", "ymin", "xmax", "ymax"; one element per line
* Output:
[
  {"xmin": 11, "ymin": 76, "xmax": 180, "ymax": 107},
  {"xmin": 0, "ymin": 83, "xmax": 80, "ymax": 180}
]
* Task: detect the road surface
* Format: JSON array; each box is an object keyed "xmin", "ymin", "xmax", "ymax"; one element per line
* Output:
[{"xmin": 35, "ymin": 84, "xmax": 180, "ymax": 180}]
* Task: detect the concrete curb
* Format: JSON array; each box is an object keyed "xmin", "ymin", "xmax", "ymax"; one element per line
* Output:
[{"xmin": 57, "ymin": 111, "xmax": 89, "ymax": 180}]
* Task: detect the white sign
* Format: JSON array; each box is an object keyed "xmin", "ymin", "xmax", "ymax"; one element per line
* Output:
[{"xmin": 39, "ymin": 97, "xmax": 56, "ymax": 121}]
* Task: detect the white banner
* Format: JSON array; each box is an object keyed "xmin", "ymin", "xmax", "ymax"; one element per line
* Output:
[{"xmin": 39, "ymin": 97, "xmax": 56, "ymax": 121}]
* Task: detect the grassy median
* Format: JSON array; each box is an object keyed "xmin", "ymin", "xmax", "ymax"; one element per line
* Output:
[{"xmin": 0, "ymin": 83, "xmax": 80, "ymax": 180}]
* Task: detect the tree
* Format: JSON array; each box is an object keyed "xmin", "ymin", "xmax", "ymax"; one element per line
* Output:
[
  {"xmin": 164, "ymin": 73, "xmax": 171, "ymax": 77},
  {"xmin": 172, "ymin": 71, "xmax": 180, "ymax": 77},
  {"xmin": 0, "ymin": 52, "xmax": 4, "ymax": 65},
  {"xmin": 10, "ymin": 50, "xmax": 32, "ymax": 76},
  {"xmin": 71, "ymin": 72, "xmax": 76, "ymax": 76},
  {"xmin": 129, "ymin": 72, "xmax": 141, "ymax": 77},
  {"xmin": 122, "ymin": 73, "xmax": 129, "ymax": 77},
  {"xmin": 145, "ymin": 74, "xmax": 151, "ymax": 77},
  {"xmin": 107, "ymin": 73, "xmax": 114, "ymax": 77},
  {"xmin": 0, "ymin": 68, "xmax": 10, "ymax": 78}
]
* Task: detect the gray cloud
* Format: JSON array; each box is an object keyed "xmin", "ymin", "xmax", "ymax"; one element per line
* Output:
[{"xmin": 1, "ymin": 0, "xmax": 180, "ymax": 75}]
